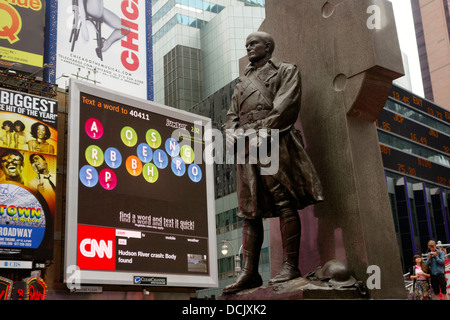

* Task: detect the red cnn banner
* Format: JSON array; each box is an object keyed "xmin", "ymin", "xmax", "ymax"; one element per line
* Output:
[{"xmin": 77, "ymin": 225, "xmax": 115, "ymax": 271}]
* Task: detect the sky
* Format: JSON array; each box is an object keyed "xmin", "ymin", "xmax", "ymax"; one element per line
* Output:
[{"xmin": 390, "ymin": 0, "xmax": 425, "ymax": 97}]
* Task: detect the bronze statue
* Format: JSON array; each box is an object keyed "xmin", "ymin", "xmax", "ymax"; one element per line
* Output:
[{"xmin": 223, "ymin": 32, "xmax": 324, "ymax": 294}]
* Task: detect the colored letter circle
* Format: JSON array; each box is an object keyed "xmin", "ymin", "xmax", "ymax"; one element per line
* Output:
[
  {"xmin": 143, "ymin": 163, "xmax": 159, "ymax": 183},
  {"xmin": 85, "ymin": 145, "xmax": 104, "ymax": 167},
  {"xmin": 105, "ymin": 147, "xmax": 122, "ymax": 169},
  {"xmin": 79, "ymin": 165, "xmax": 98, "ymax": 187},
  {"xmin": 99, "ymin": 169, "xmax": 117, "ymax": 190},
  {"xmin": 171, "ymin": 157, "xmax": 186, "ymax": 177},
  {"xmin": 146, "ymin": 129, "xmax": 161, "ymax": 149},
  {"xmin": 153, "ymin": 149, "xmax": 168, "ymax": 169},
  {"xmin": 126, "ymin": 155, "xmax": 143, "ymax": 176},
  {"xmin": 181, "ymin": 145, "xmax": 195, "ymax": 164},
  {"xmin": 121, "ymin": 126, "xmax": 138, "ymax": 147},
  {"xmin": 137, "ymin": 143, "xmax": 153, "ymax": 163},
  {"xmin": 85, "ymin": 118, "xmax": 103, "ymax": 139},
  {"xmin": 165, "ymin": 138, "xmax": 180, "ymax": 157},
  {"xmin": 188, "ymin": 164, "xmax": 202, "ymax": 182}
]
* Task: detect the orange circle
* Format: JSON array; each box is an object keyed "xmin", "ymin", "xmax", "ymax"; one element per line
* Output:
[{"xmin": 126, "ymin": 155, "xmax": 142, "ymax": 176}]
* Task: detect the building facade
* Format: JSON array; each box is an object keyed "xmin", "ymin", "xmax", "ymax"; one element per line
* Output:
[
  {"xmin": 152, "ymin": 0, "xmax": 265, "ymax": 110},
  {"xmin": 411, "ymin": 0, "xmax": 450, "ymax": 109},
  {"xmin": 379, "ymin": 84, "xmax": 450, "ymax": 272}
]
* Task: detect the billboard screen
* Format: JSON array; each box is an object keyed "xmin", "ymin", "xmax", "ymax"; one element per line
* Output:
[
  {"xmin": 0, "ymin": 87, "xmax": 57, "ymax": 261},
  {"xmin": 0, "ymin": 0, "xmax": 46, "ymax": 73},
  {"xmin": 65, "ymin": 80, "xmax": 217, "ymax": 288},
  {"xmin": 55, "ymin": 0, "xmax": 150, "ymax": 99}
]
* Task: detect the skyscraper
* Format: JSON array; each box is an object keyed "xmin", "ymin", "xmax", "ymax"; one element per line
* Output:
[
  {"xmin": 152, "ymin": 0, "xmax": 265, "ymax": 110},
  {"xmin": 411, "ymin": 0, "xmax": 450, "ymax": 110}
]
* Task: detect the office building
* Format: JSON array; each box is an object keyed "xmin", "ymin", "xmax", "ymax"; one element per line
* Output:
[
  {"xmin": 411, "ymin": 0, "xmax": 450, "ymax": 109},
  {"xmin": 152, "ymin": 0, "xmax": 265, "ymax": 109},
  {"xmin": 379, "ymin": 84, "xmax": 450, "ymax": 272}
]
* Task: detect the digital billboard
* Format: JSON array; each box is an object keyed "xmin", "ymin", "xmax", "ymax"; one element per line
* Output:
[
  {"xmin": 65, "ymin": 80, "xmax": 217, "ymax": 288},
  {"xmin": 0, "ymin": 87, "xmax": 57, "ymax": 261},
  {"xmin": 0, "ymin": 0, "xmax": 46, "ymax": 73},
  {"xmin": 55, "ymin": 0, "xmax": 151, "ymax": 100}
]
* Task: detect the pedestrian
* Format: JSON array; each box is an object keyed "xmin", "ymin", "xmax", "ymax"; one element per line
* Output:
[
  {"xmin": 426, "ymin": 240, "xmax": 448, "ymax": 300},
  {"xmin": 410, "ymin": 254, "xmax": 432, "ymax": 300}
]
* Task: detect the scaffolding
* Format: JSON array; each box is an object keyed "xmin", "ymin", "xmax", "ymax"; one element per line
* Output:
[{"xmin": 0, "ymin": 69, "xmax": 57, "ymax": 99}]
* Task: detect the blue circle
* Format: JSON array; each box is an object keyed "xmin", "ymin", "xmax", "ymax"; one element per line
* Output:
[
  {"xmin": 165, "ymin": 138, "xmax": 180, "ymax": 157},
  {"xmin": 104, "ymin": 147, "xmax": 122, "ymax": 169},
  {"xmin": 153, "ymin": 149, "xmax": 169, "ymax": 169},
  {"xmin": 137, "ymin": 143, "xmax": 153, "ymax": 163},
  {"xmin": 171, "ymin": 157, "xmax": 186, "ymax": 177},
  {"xmin": 188, "ymin": 164, "xmax": 202, "ymax": 183},
  {"xmin": 79, "ymin": 165, "xmax": 99, "ymax": 187}
]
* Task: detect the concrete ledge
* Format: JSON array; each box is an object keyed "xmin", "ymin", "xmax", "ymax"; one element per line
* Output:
[{"xmin": 219, "ymin": 277, "xmax": 365, "ymax": 300}]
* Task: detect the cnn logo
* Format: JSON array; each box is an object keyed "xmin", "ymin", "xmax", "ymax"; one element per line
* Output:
[
  {"xmin": 77, "ymin": 225, "xmax": 116, "ymax": 271},
  {"xmin": 80, "ymin": 238, "xmax": 113, "ymax": 259}
]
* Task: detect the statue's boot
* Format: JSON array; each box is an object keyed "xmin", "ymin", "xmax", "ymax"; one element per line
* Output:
[
  {"xmin": 223, "ymin": 219, "xmax": 263, "ymax": 294},
  {"xmin": 269, "ymin": 208, "xmax": 302, "ymax": 285}
]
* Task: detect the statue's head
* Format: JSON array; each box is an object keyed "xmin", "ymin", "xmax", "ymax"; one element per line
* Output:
[{"xmin": 245, "ymin": 32, "xmax": 275, "ymax": 63}]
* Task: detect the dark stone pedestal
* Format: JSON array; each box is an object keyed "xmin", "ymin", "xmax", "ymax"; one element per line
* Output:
[{"xmin": 219, "ymin": 277, "xmax": 365, "ymax": 300}]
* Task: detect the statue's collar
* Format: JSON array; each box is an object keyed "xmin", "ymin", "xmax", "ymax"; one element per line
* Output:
[{"xmin": 244, "ymin": 58, "xmax": 281, "ymax": 75}]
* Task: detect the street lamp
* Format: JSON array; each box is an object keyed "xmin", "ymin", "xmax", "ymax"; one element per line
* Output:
[{"xmin": 221, "ymin": 240, "xmax": 242, "ymax": 276}]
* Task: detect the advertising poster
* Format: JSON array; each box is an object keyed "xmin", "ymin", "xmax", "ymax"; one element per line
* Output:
[
  {"xmin": 0, "ymin": 0, "xmax": 45, "ymax": 73},
  {"xmin": 0, "ymin": 88, "xmax": 57, "ymax": 260},
  {"xmin": 65, "ymin": 80, "xmax": 217, "ymax": 288},
  {"xmin": 55, "ymin": 0, "xmax": 150, "ymax": 99}
]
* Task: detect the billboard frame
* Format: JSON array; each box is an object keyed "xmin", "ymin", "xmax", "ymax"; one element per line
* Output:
[{"xmin": 65, "ymin": 79, "xmax": 217, "ymax": 288}]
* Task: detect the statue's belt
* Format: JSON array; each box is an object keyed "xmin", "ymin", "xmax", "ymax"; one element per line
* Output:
[{"xmin": 239, "ymin": 110, "xmax": 270, "ymax": 126}]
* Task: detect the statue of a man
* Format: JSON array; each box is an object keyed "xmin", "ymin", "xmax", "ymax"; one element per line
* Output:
[{"xmin": 223, "ymin": 32, "xmax": 324, "ymax": 294}]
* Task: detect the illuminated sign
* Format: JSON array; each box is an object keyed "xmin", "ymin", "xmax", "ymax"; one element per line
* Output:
[
  {"xmin": 376, "ymin": 108, "xmax": 450, "ymax": 155},
  {"xmin": 0, "ymin": 0, "xmax": 45, "ymax": 73},
  {"xmin": 23, "ymin": 276, "xmax": 47, "ymax": 300},
  {"xmin": 0, "ymin": 276, "xmax": 13, "ymax": 300},
  {"xmin": 4, "ymin": 276, "xmax": 47, "ymax": 300},
  {"xmin": 390, "ymin": 85, "xmax": 450, "ymax": 126},
  {"xmin": 0, "ymin": 88, "xmax": 57, "ymax": 261},
  {"xmin": 380, "ymin": 143, "xmax": 450, "ymax": 188},
  {"xmin": 65, "ymin": 80, "xmax": 217, "ymax": 288}
]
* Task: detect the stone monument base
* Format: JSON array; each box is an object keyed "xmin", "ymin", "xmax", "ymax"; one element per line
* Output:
[{"xmin": 219, "ymin": 277, "xmax": 366, "ymax": 300}]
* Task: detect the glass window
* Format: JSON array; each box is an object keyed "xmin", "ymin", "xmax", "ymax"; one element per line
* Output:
[
  {"xmin": 385, "ymin": 99, "xmax": 448, "ymax": 134},
  {"xmin": 378, "ymin": 131, "xmax": 450, "ymax": 167}
]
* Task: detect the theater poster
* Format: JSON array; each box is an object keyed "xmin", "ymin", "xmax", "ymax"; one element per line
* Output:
[
  {"xmin": 0, "ymin": 0, "xmax": 45, "ymax": 74},
  {"xmin": 0, "ymin": 87, "xmax": 57, "ymax": 261},
  {"xmin": 54, "ymin": 0, "xmax": 151, "ymax": 100}
]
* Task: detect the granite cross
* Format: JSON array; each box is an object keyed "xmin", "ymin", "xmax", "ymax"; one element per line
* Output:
[{"xmin": 254, "ymin": 0, "xmax": 406, "ymax": 299}]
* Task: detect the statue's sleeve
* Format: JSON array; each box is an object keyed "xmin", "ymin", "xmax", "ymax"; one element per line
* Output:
[
  {"xmin": 261, "ymin": 64, "xmax": 301, "ymax": 133},
  {"xmin": 225, "ymin": 86, "xmax": 240, "ymax": 131}
]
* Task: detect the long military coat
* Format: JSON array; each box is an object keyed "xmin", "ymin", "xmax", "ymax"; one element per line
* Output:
[{"xmin": 226, "ymin": 58, "xmax": 324, "ymax": 219}]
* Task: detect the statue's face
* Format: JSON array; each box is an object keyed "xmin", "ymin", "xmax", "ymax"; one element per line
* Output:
[{"xmin": 245, "ymin": 34, "xmax": 268, "ymax": 63}]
